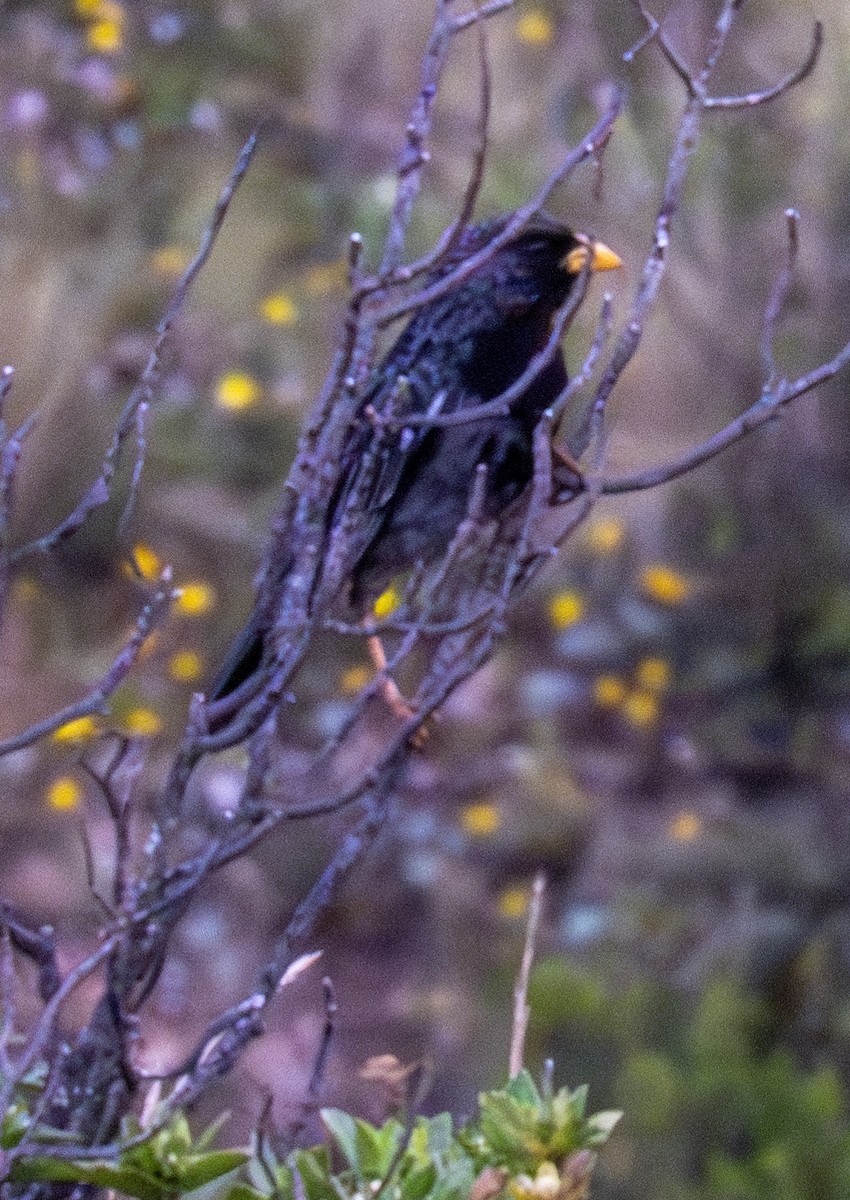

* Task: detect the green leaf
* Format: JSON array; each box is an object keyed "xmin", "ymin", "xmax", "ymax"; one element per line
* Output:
[
  {"xmin": 176, "ymin": 1149, "xmax": 249, "ymax": 1190},
  {"xmin": 2, "ymin": 1104, "xmax": 31, "ymax": 1149},
  {"xmin": 504, "ymin": 1071, "xmax": 542, "ymax": 1110},
  {"xmin": 353, "ymin": 1117, "xmax": 404, "ymax": 1180},
  {"xmin": 223, "ymin": 1185, "xmax": 270, "ymax": 1200},
  {"xmin": 9, "ymin": 1157, "xmax": 169, "ymax": 1200},
  {"xmin": 584, "ymin": 1111, "xmax": 622, "ymax": 1146},
  {"xmin": 320, "ymin": 1110, "xmax": 360, "ymax": 1173},
  {"xmin": 290, "ymin": 1145, "xmax": 338, "ymax": 1200}
]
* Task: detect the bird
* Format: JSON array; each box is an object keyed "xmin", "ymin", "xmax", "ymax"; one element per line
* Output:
[{"xmin": 209, "ymin": 211, "xmax": 621, "ymax": 703}]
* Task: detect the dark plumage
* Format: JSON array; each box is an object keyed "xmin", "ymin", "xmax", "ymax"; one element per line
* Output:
[{"xmin": 210, "ymin": 212, "xmax": 620, "ymax": 701}]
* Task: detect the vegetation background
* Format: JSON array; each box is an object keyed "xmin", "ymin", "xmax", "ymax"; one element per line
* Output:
[{"xmin": 1, "ymin": 1, "xmax": 849, "ymax": 1196}]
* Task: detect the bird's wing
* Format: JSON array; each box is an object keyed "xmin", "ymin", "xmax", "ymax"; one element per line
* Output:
[{"xmin": 326, "ymin": 366, "xmax": 454, "ymax": 557}]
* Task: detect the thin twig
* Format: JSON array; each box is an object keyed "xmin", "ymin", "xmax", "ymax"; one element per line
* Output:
[
  {"xmin": 601, "ymin": 334, "xmax": 850, "ymax": 495},
  {"xmin": 761, "ymin": 208, "xmax": 800, "ymax": 391},
  {"xmin": 0, "ymin": 574, "xmax": 174, "ymax": 758},
  {"xmin": 509, "ymin": 875, "xmax": 546, "ymax": 1078},
  {"xmin": 9, "ymin": 132, "xmax": 259, "ymax": 566}
]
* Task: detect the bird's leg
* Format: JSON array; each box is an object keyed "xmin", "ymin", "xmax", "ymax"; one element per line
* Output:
[
  {"xmin": 366, "ymin": 633, "xmax": 428, "ymax": 744},
  {"xmin": 551, "ymin": 442, "xmax": 584, "ymax": 497}
]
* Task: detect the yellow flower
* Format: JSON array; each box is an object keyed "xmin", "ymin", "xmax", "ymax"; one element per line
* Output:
[
  {"xmin": 47, "ymin": 776, "xmax": 82, "ymax": 812},
  {"xmin": 548, "ymin": 588, "xmax": 583, "ymax": 630},
  {"xmin": 86, "ymin": 11, "xmax": 123, "ymax": 54},
  {"xmin": 174, "ymin": 582, "xmax": 216, "ymax": 616},
  {"xmin": 123, "ymin": 707, "xmax": 163, "ymax": 737},
  {"xmin": 150, "ymin": 245, "xmax": 190, "ymax": 278},
  {"xmin": 52, "ymin": 715, "xmax": 100, "ymax": 744},
  {"xmin": 593, "ymin": 674, "xmax": 627, "ymax": 708},
  {"xmin": 259, "ymin": 291, "xmax": 299, "ymax": 326},
  {"xmin": 621, "ymin": 689, "xmax": 659, "ymax": 727},
  {"xmin": 640, "ymin": 565, "xmax": 689, "ymax": 605},
  {"xmin": 215, "ymin": 370, "xmax": 261, "ymax": 411},
  {"xmin": 586, "ymin": 516, "xmax": 625, "ymax": 554},
  {"xmin": 373, "ymin": 585, "xmax": 401, "ymax": 619},
  {"xmin": 634, "ymin": 656, "xmax": 671, "ymax": 692},
  {"xmin": 340, "ymin": 664, "xmax": 373, "ymax": 694},
  {"xmin": 515, "ymin": 10, "xmax": 554, "ymax": 46},
  {"xmin": 74, "ymin": 0, "xmax": 121, "ymax": 15},
  {"xmin": 168, "ymin": 649, "xmax": 203, "ymax": 683},
  {"xmin": 498, "ymin": 886, "xmax": 529, "ymax": 920},
  {"xmin": 669, "ymin": 810, "xmax": 701, "ymax": 842},
  {"xmin": 460, "ymin": 802, "xmax": 501, "ymax": 837},
  {"xmin": 130, "ymin": 542, "xmax": 162, "ymax": 582}
]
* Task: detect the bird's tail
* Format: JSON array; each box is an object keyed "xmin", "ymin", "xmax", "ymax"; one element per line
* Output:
[{"xmin": 207, "ymin": 613, "xmax": 265, "ymax": 701}]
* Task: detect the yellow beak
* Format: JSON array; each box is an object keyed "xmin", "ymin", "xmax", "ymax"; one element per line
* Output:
[{"xmin": 563, "ymin": 238, "xmax": 623, "ymax": 274}]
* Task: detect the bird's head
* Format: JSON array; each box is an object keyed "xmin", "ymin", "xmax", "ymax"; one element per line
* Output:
[{"xmin": 446, "ymin": 212, "xmax": 621, "ymax": 322}]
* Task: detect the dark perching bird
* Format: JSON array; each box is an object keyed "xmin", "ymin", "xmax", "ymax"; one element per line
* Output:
[{"xmin": 209, "ymin": 212, "xmax": 621, "ymax": 702}]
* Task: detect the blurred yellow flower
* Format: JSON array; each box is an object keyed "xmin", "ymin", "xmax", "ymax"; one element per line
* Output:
[
  {"xmin": 130, "ymin": 542, "xmax": 162, "ymax": 582},
  {"xmin": 621, "ymin": 689, "xmax": 659, "ymax": 727},
  {"xmin": 74, "ymin": 0, "xmax": 117, "ymax": 15},
  {"xmin": 460, "ymin": 802, "xmax": 501, "ymax": 837},
  {"xmin": 515, "ymin": 10, "xmax": 554, "ymax": 46},
  {"xmin": 168, "ymin": 649, "xmax": 203, "ymax": 683},
  {"xmin": 47, "ymin": 776, "xmax": 82, "ymax": 812},
  {"xmin": 340, "ymin": 664, "xmax": 373, "ymax": 694},
  {"xmin": 498, "ymin": 886, "xmax": 529, "ymax": 920},
  {"xmin": 548, "ymin": 588, "xmax": 583, "ymax": 630},
  {"xmin": 215, "ymin": 370, "xmax": 261, "ymax": 411},
  {"xmin": 86, "ymin": 7, "xmax": 124, "ymax": 54},
  {"xmin": 373, "ymin": 585, "xmax": 401, "ymax": 619},
  {"xmin": 593, "ymin": 674, "xmax": 627, "ymax": 708},
  {"xmin": 669, "ymin": 810, "xmax": 701, "ymax": 842},
  {"xmin": 260, "ymin": 291, "xmax": 299, "ymax": 326},
  {"xmin": 635, "ymin": 656, "xmax": 672, "ymax": 692},
  {"xmin": 52, "ymin": 715, "xmax": 100, "ymax": 744},
  {"xmin": 123, "ymin": 707, "xmax": 163, "ymax": 737},
  {"xmin": 150, "ymin": 245, "xmax": 190, "ymax": 278},
  {"xmin": 586, "ymin": 516, "xmax": 625, "ymax": 553},
  {"xmin": 175, "ymin": 582, "xmax": 216, "ymax": 616},
  {"xmin": 640, "ymin": 564, "xmax": 689, "ymax": 605}
]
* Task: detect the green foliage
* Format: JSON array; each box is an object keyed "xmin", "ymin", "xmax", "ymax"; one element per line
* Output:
[
  {"xmin": 463, "ymin": 1070, "xmax": 620, "ymax": 1171},
  {"xmin": 8, "ymin": 1112, "xmax": 248, "ymax": 1200},
  {"xmin": 2, "ymin": 1071, "xmax": 619, "ymax": 1200},
  {"xmin": 230, "ymin": 1077, "xmax": 619, "ymax": 1200}
]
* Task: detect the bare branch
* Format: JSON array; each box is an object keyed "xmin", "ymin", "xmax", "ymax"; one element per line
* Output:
[
  {"xmin": 8, "ymin": 132, "xmax": 259, "ymax": 567},
  {"xmin": 0, "ymin": 573, "xmax": 174, "ymax": 758},
  {"xmin": 379, "ymin": 0, "xmax": 509, "ymax": 273},
  {"xmin": 602, "ymin": 333, "xmax": 850, "ymax": 495},
  {"xmin": 628, "ymin": 0, "xmax": 695, "ymax": 91},
  {"xmin": 705, "ymin": 21, "xmax": 823, "ymax": 109}
]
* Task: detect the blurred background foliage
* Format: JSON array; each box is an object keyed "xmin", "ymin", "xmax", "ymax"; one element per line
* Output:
[{"xmin": 1, "ymin": 1, "xmax": 850, "ymax": 1197}]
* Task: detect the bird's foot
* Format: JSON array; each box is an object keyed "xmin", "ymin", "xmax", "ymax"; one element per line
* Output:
[
  {"xmin": 551, "ymin": 442, "xmax": 584, "ymax": 498},
  {"xmin": 367, "ymin": 634, "xmax": 430, "ymax": 748}
]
